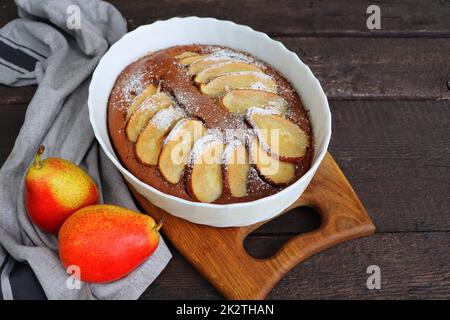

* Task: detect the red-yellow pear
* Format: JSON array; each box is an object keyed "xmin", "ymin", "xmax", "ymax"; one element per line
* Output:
[
  {"xmin": 24, "ymin": 146, "xmax": 99, "ymax": 234},
  {"xmin": 58, "ymin": 205, "xmax": 162, "ymax": 283}
]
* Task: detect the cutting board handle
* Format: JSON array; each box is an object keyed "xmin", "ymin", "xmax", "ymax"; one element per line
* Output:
[
  {"xmin": 224, "ymin": 154, "xmax": 375, "ymax": 299},
  {"xmin": 130, "ymin": 152, "xmax": 375, "ymax": 299},
  {"xmin": 266, "ymin": 202, "xmax": 368, "ymax": 275},
  {"xmin": 264, "ymin": 162, "xmax": 374, "ymax": 274}
]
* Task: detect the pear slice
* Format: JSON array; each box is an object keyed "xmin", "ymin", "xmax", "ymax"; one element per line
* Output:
[
  {"xmin": 178, "ymin": 54, "xmax": 207, "ymax": 65},
  {"xmin": 174, "ymin": 52, "xmax": 198, "ymax": 60},
  {"xmin": 249, "ymin": 137, "xmax": 295, "ymax": 186},
  {"xmin": 247, "ymin": 108, "xmax": 309, "ymax": 162},
  {"xmin": 189, "ymin": 57, "xmax": 233, "ymax": 74},
  {"xmin": 222, "ymin": 89, "xmax": 288, "ymax": 115},
  {"xmin": 125, "ymin": 92, "xmax": 173, "ymax": 142},
  {"xmin": 186, "ymin": 136, "xmax": 225, "ymax": 203},
  {"xmin": 135, "ymin": 108, "xmax": 185, "ymax": 165},
  {"xmin": 199, "ymin": 72, "xmax": 277, "ymax": 97},
  {"xmin": 158, "ymin": 119, "xmax": 207, "ymax": 184},
  {"xmin": 194, "ymin": 62, "xmax": 263, "ymax": 84},
  {"xmin": 222, "ymin": 142, "xmax": 250, "ymax": 197},
  {"xmin": 126, "ymin": 84, "xmax": 158, "ymax": 120}
]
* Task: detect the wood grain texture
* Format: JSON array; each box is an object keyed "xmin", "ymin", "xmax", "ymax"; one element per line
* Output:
[
  {"xmin": 1, "ymin": 0, "xmax": 450, "ymax": 36},
  {"xmin": 130, "ymin": 153, "xmax": 375, "ymax": 299},
  {"xmin": 0, "ymin": 85, "xmax": 36, "ymax": 105},
  {"xmin": 267, "ymin": 232, "xmax": 450, "ymax": 299},
  {"xmin": 2, "ymin": 37, "xmax": 450, "ymax": 104},
  {"xmin": 141, "ymin": 232, "xmax": 450, "ymax": 299},
  {"xmin": 0, "ymin": 104, "xmax": 26, "ymax": 165},
  {"xmin": 280, "ymin": 37, "xmax": 450, "ymax": 100},
  {"xmin": 62, "ymin": 0, "xmax": 450, "ymax": 36},
  {"xmin": 329, "ymin": 100, "xmax": 450, "ymax": 233}
]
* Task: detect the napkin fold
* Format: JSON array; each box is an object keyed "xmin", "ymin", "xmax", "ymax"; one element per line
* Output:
[{"xmin": 0, "ymin": 0, "xmax": 171, "ymax": 300}]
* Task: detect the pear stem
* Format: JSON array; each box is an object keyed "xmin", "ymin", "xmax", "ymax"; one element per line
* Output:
[
  {"xmin": 33, "ymin": 145, "xmax": 45, "ymax": 169},
  {"xmin": 154, "ymin": 218, "xmax": 164, "ymax": 233}
]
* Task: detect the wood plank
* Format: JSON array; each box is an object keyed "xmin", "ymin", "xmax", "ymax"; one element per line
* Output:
[
  {"xmin": 1, "ymin": 100, "xmax": 448, "ymax": 233},
  {"xmin": 107, "ymin": 0, "xmax": 450, "ymax": 36},
  {"xmin": 0, "ymin": 104, "xmax": 26, "ymax": 164},
  {"xmin": 7, "ymin": 231, "xmax": 450, "ymax": 299},
  {"xmin": 141, "ymin": 232, "xmax": 450, "ymax": 299},
  {"xmin": 266, "ymin": 232, "xmax": 450, "ymax": 299},
  {"xmin": 1, "ymin": 0, "xmax": 450, "ymax": 36},
  {"xmin": 329, "ymin": 100, "xmax": 450, "ymax": 233},
  {"xmin": 0, "ymin": 85, "xmax": 36, "ymax": 105},
  {"xmin": 0, "ymin": 0, "xmax": 17, "ymax": 27},
  {"xmin": 278, "ymin": 37, "xmax": 450, "ymax": 100},
  {"xmin": 1, "ymin": 37, "xmax": 449, "ymax": 103},
  {"xmin": 140, "ymin": 246, "xmax": 222, "ymax": 300}
]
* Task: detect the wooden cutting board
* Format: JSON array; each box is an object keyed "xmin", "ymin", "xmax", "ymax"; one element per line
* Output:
[{"xmin": 129, "ymin": 152, "xmax": 375, "ymax": 299}]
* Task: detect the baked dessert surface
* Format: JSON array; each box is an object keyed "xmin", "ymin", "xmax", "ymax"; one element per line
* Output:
[{"xmin": 107, "ymin": 45, "xmax": 313, "ymax": 204}]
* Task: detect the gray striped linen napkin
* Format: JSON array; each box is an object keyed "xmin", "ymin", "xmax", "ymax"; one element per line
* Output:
[{"xmin": 0, "ymin": 0, "xmax": 172, "ymax": 300}]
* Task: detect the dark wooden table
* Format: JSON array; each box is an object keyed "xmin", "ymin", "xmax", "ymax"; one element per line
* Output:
[{"xmin": 1, "ymin": 0, "xmax": 449, "ymax": 299}]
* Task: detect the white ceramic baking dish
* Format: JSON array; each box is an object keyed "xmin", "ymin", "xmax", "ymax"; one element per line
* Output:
[{"xmin": 88, "ymin": 17, "xmax": 331, "ymax": 227}]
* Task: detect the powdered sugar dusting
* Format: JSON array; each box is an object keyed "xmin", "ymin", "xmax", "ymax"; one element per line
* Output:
[
  {"xmin": 188, "ymin": 133, "xmax": 223, "ymax": 165},
  {"xmin": 247, "ymin": 166, "xmax": 270, "ymax": 194},
  {"xmin": 151, "ymin": 107, "xmax": 185, "ymax": 131},
  {"xmin": 246, "ymin": 107, "xmax": 282, "ymax": 156},
  {"xmin": 247, "ymin": 106, "xmax": 279, "ymax": 117},
  {"xmin": 205, "ymin": 128, "xmax": 226, "ymax": 141},
  {"xmin": 173, "ymin": 90, "xmax": 201, "ymax": 113},
  {"xmin": 205, "ymin": 47, "xmax": 254, "ymax": 64},
  {"xmin": 267, "ymin": 96, "xmax": 287, "ymax": 109},
  {"xmin": 198, "ymin": 60, "xmax": 258, "ymax": 72},
  {"xmin": 121, "ymin": 71, "xmax": 146, "ymax": 104},
  {"xmin": 222, "ymin": 139, "xmax": 244, "ymax": 164},
  {"xmin": 138, "ymin": 92, "xmax": 167, "ymax": 112},
  {"xmin": 212, "ymin": 71, "xmax": 277, "ymax": 93},
  {"xmin": 249, "ymin": 82, "xmax": 271, "ymax": 91},
  {"xmin": 163, "ymin": 118, "xmax": 189, "ymax": 143},
  {"xmin": 222, "ymin": 71, "xmax": 273, "ymax": 80}
]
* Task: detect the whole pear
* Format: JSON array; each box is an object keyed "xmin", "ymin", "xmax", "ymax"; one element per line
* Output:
[
  {"xmin": 25, "ymin": 146, "xmax": 99, "ymax": 234},
  {"xmin": 58, "ymin": 205, "xmax": 162, "ymax": 283}
]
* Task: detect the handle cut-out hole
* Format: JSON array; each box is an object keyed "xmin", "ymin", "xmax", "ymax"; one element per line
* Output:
[{"xmin": 244, "ymin": 206, "xmax": 321, "ymax": 259}]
